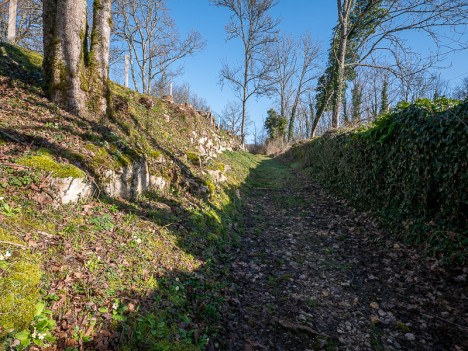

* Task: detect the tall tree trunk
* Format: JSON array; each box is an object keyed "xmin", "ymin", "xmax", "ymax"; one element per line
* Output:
[
  {"xmin": 43, "ymin": 0, "xmax": 87, "ymax": 114},
  {"xmin": 311, "ymin": 110, "xmax": 324, "ymax": 138},
  {"xmin": 43, "ymin": 0, "xmax": 111, "ymax": 116},
  {"xmin": 332, "ymin": 0, "xmax": 352, "ymax": 128},
  {"xmin": 288, "ymin": 104, "xmax": 297, "ymax": 142},
  {"xmin": 241, "ymin": 59, "xmax": 248, "ymax": 145},
  {"xmin": 89, "ymin": 0, "xmax": 111, "ymax": 115},
  {"xmin": 8, "ymin": 0, "xmax": 17, "ymax": 44},
  {"xmin": 305, "ymin": 110, "xmax": 310, "ymax": 138},
  {"xmin": 332, "ymin": 30, "xmax": 347, "ymax": 128}
]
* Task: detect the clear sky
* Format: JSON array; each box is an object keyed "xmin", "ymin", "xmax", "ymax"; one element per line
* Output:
[{"xmin": 119, "ymin": 0, "xmax": 468, "ymax": 142}]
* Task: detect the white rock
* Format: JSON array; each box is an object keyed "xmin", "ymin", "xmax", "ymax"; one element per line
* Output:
[
  {"xmin": 207, "ymin": 170, "xmax": 227, "ymax": 183},
  {"xmin": 150, "ymin": 176, "xmax": 166, "ymax": 190},
  {"xmin": 103, "ymin": 161, "xmax": 151, "ymax": 199},
  {"xmin": 49, "ymin": 176, "xmax": 94, "ymax": 204}
]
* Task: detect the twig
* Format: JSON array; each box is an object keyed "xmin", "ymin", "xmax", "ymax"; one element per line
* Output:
[
  {"xmin": 37, "ymin": 231, "xmax": 54, "ymax": 238},
  {"xmin": 275, "ymin": 318, "xmax": 328, "ymax": 337},
  {"xmin": 422, "ymin": 313, "xmax": 468, "ymax": 332},
  {"xmin": 0, "ymin": 162, "xmax": 30, "ymax": 169},
  {"xmin": 0, "ymin": 240, "xmax": 28, "ymax": 249}
]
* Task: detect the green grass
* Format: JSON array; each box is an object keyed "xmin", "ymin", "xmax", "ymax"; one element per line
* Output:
[{"xmin": 244, "ymin": 157, "xmax": 291, "ymax": 190}]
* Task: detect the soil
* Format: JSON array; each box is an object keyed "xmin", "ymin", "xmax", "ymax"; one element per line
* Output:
[{"xmin": 220, "ymin": 158, "xmax": 467, "ymax": 351}]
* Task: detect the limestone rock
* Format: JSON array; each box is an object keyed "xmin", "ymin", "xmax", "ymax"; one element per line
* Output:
[
  {"xmin": 103, "ymin": 161, "xmax": 151, "ymax": 199},
  {"xmin": 207, "ymin": 170, "xmax": 227, "ymax": 183},
  {"xmin": 49, "ymin": 176, "xmax": 94, "ymax": 204},
  {"xmin": 150, "ymin": 176, "xmax": 167, "ymax": 191}
]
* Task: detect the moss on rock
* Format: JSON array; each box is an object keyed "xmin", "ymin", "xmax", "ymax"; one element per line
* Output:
[{"xmin": 17, "ymin": 154, "xmax": 86, "ymax": 179}]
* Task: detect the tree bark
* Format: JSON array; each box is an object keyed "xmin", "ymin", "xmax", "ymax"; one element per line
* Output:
[
  {"xmin": 332, "ymin": 0, "xmax": 352, "ymax": 128},
  {"xmin": 241, "ymin": 57, "xmax": 248, "ymax": 145},
  {"xmin": 332, "ymin": 26, "xmax": 348, "ymax": 128},
  {"xmin": 89, "ymin": 0, "xmax": 111, "ymax": 115},
  {"xmin": 8, "ymin": 0, "xmax": 17, "ymax": 44},
  {"xmin": 42, "ymin": 0, "xmax": 111, "ymax": 116}
]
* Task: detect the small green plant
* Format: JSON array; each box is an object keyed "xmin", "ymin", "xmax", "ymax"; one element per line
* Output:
[
  {"xmin": 85, "ymin": 254, "xmax": 102, "ymax": 272},
  {"xmin": 71, "ymin": 325, "xmax": 91, "ymax": 344},
  {"xmin": 11, "ymin": 302, "xmax": 56, "ymax": 350},
  {"xmin": 1, "ymin": 201, "xmax": 19, "ymax": 217},
  {"xmin": 89, "ymin": 214, "xmax": 115, "ymax": 231},
  {"xmin": 112, "ymin": 299, "xmax": 128, "ymax": 322},
  {"xmin": 44, "ymin": 122, "xmax": 60, "ymax": 129},
  {"xmin": 307, "ymin": 298, "xmax": 318, "ymax": 308}
]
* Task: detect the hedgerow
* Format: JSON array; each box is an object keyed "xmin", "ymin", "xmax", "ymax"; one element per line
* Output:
[{"xmin": 288, "ymin": 98, "xmax": 467, "ymax": 265}]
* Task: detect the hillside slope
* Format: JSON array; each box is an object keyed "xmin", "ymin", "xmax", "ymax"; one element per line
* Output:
[{"xmin": 0, "ymin": 42, "xmax": 262, "ymax": 351}]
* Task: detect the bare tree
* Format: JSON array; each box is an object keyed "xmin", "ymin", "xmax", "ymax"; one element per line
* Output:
[
  {"xmin": 0, "ymin": 0, "xmax": 42, "ymax": 51},
  {"xmin": 164, "ymin": 81, "xmax": 211, "ymax": 111},
  {"xmin": 221, "ymin": 100, "xmax": 243, "ymax": 135},
  {"xmin": 396, "ymin": 65, "xmax": 450, "ymax": 102},
  {"xmin": 211, "ymin": 0, "xmax": 280, "ymax": 144},
  {"xmin": 268, "ymin": 35, "xmax": 296, "ymax": 119},
  {"xmin": 268, "ymin": 34, "xmax": 321, "ymax": 141},
  {"xmin": 113, "ymin": 0, "xmax": 205, "ymax": 95},
  {"xmin": 42, "ymin": 0, "xmax": 112, "ymax": 116},
  {"xmin": 331, "ymin": 0, "xmax": 468, "ymax": 127},
  {"xmin": 287, "ymin": 34, "xmax": 320, "ymax": 141},
  {"xmin": 171, "ymin": 81, "xmax": 191, "ymax": 104},
  {"xmin": 453, "ymin": 77, "xmax": 468, "ymax": 100}
]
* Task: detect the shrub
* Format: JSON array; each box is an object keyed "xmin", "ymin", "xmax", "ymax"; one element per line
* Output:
[{"xmin": 287, "ymin": 98, "xmax": 468, "ymax": 265}]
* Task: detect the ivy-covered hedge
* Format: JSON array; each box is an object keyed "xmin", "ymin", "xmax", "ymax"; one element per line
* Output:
[{"xmin": 287, "ymin": 98, "xmax": 467, "ymax": 265}]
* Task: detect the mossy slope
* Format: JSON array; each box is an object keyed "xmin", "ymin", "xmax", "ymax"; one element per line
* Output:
[{"xmin": 0, "ymin": 42, "xmax": 258, "ymax": 350}]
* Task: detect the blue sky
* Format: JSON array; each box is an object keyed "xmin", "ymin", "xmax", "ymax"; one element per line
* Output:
[{"xmin": 118, "ymin": 0, "xmax": 468, "ymax": 142}]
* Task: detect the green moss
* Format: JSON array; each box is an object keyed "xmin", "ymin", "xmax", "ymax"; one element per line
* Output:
[
  {"xmin": 45, "ymin": 57, "xmax": 72, "ymax": 97},
  {"xmin": 85, "ymin": 143, "xmax": 132, "ymax": 172},
  {"xmin": 148, "ymin": 149, "xmax": 163, "ymax": 160},
  {"xmin": 0, "ymin": 229, "xmax": 41, "ymax": 337},
  {"xmin": 17, "ymin": 154, "xmax": 86, "ymax": 179},
  {"xmin": 396, "ymin": 321, "xmax": 411, "ymax": 332},
  {"xmin": 186, "ymin": 152, "xmax": 200, "ymax": 165},
  {"xmin": 203, "ymin": 178, "xmax": 216, "ymax": 196}
]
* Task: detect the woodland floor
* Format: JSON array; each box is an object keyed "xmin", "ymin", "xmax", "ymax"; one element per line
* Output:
[{"xmin": 220, "ymin": 157, "xmax": 467, "ymax": 351}]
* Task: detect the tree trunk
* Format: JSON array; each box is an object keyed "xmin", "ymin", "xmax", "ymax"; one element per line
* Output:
[
  {"xmin": 241, "ymin": 59, "xmax": 248, "ymax": 145},
  {"xmin": 332, "ymin": 0, "xmax": 351, "ymax": 128},
  {"xmin": 8, "ymin": 0, "xmax": 17, "ymax": 44},
  {"xmin": 89, "ymin": 0, "xmax": 111, "ymax": 115},
  {"xmin": 43, "ymin": 0, "xmax": 111, "ymax": 116},
  {"xmin": 332, "ymin": 30, "xmax": 347, "ymax": 128},
  {"xmin": 311, "ymin": 110, "xmax": 324, "ymax": 138},
  {"xmin": 288, "ymin": 105, "xmax": 297, "ymax": 142}
]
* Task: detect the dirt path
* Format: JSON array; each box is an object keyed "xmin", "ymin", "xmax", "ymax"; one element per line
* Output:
[{"xmin": 220, "ymin": 158, "xmax": 467, "ymax": 351}]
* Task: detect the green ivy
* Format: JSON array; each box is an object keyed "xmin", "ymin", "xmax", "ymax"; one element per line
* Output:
[{"xmin": 288, "ymin": 98, "xmax": 467, "ymax": 265}]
